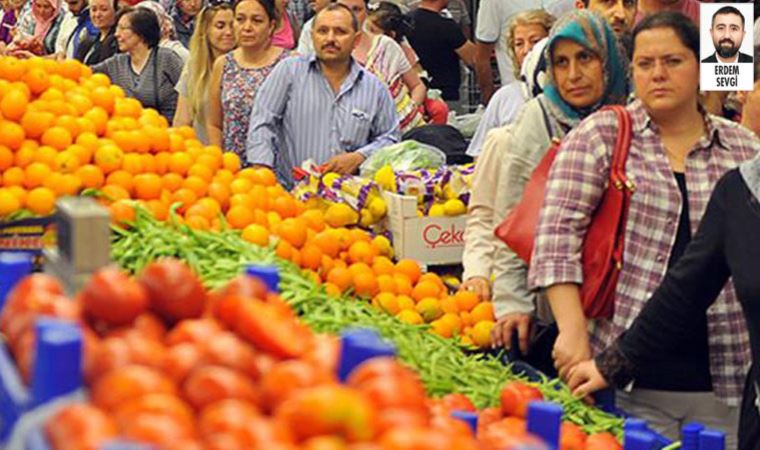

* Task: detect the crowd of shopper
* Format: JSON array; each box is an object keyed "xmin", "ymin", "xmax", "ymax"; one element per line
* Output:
[{"xmin": 1, "ymin": 0, "xmax": 760, "ymax": 446}]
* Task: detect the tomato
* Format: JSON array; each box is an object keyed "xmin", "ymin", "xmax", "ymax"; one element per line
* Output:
[
  {"xmin": 114, "ymin": 393, "xmax": 196, "ymax": 432},
  {"xmin": 2, "ymin": 273, "xmax": 63, "ymax": 319},
  {"xmin": 355, "ymin": 376, "xmax": 428, "ymax": 413},
  {"xmin": 234, "ymin": 297, "xmax": 311, "ymax": 359},
  {"xmin": 430, "ymin": 415, "xmax": 474, "ymax": 438},
  {"xmin": 378, "ymin": 425, "xmax": 459, "ymax": 450},
  {"xmin": 204, "ymin": 331, "xmax": 261, "ymax": 380},
  {"xmin": 106, "ymin": 312, "xmax": 167, "ymax": 341},
  {"xmin": 585, "ymin": 432, "xmax": 622, "ymax": 450},
  {"xmin": 140, "ymin": 258, "xmax": 207, "ymax": 322},
  {"xmin": 81, "ymin": 267, "xmax": 148, "ymax": 326},
  {"xmin": 211, "ymin": 294, "xmax": 245, "ymax": 328},
  {"xmin": 182, "ymin": 365, "xmax": 261, "ymax": 410},
  {"xmin": 91, "ymin": 365, "xmax": 177, "ymax": 411},
  {"xmin": 124, "ymin": 332, "xmax": 168, "ymax": 369},
  {"xmin": 260, "ymin": 360, "xmax": 335, "ymax": 411},
  {"xmin": 375, "ymin": 408, "xmax": 430, "ymax": 435},
  {"xmin": 560, "ymin": 422, "xmax": 587, "ymax": 450},
  {"xmin": 119, "ymin": 412, "xmax": 196, "ymax": 446},
  {"xmin": 86, "ymin": 337, "xmax": 133, "ymax": 383},
  {"xmin": 165, "ymin": 318, "xmax": 223, "ymax": 347},
  {"xmin": 212, "ymin": 275, "xmax": 268, "ymax": 302},
  {"xmin": 3, "ymin": 291, "xmax": 79, "ymax": 348},
  {"xmin": 476, "ymin": 407, "xmax": 503, "ymax": 436},
  {"xmin": 275, "ymin": 385, "xmax": 377, "ymax": 442},
  {"xmin": 346, "ymin": 357, "xmax": 414, "ymax": 387},
  {"xmin": 302, "ymin": 436, "xmax": 350, "ymax": 450},
  {"xmin": 499, "ymin": 381, "xmax": 544, "ymax": 418},
  {"xmin": 198, "ymin": 399, "xmax": 261, "ymax": 436},
  {"xmin": 478, "ymin": 418, "xmax": 544, "ymax": 450},
  {"xmin": 439, "ymin": 393, "xmax": 476, "ymax": 413},
  {"xmin": 161, "ymin": 342, "xmax": 206, "ymax": 383},
  {"xmin": 303, "ymin": 333, "xmax": 341, "ymax": 374},
  {"xmin": 45, "ymin": 403, "xmax": 118, "ymax": 450}
]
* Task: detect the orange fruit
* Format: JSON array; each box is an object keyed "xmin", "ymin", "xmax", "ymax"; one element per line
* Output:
[
  {"xmin": 188, "ymin": 164, "xmax": 213, "ymax": 182},
  {"xmin": 274, "ymin": 239, "xmax": 294, "ymax": 260},
  {"xmin": 241, "ymin": 223, "xmax": 270, "ymax": 247},
  {"xmin": 372, "ymin": 256, "xmax": 395, "ymax": 276},
  {"xmin": 396, "ymin": 295, "xmax": 414, "ymax": 311},
  {"xmin": 55, "ymin": 116, "xmax": 81, "ymax": 140},
  {"xmin": 471, "ymin": 302, "xmax": 495, "ymax": 323},
  {"xmin": 0, "ymin": 121, "xmax": 26, "ymax": 150},
  {"xmin": 54, "ymin": 151, "xmax": 81, "ymax": 173},
  {"xmin": 376, "ymin": 274, "xmax": 396, "ymax": 294},
  {"xmin": 324, "ymin": 282, "xmax": 342, "ymax": 297},
  {"xmin": 440, "ymin": 296, "xmax": 460, "ymax": 314},
  {"xmin": 312, "ymin": 231, "xmax": 341, "ymax": 259},
  {"xmin": 169, "ymin": 152, "xmax": 192, "ymax": 175},
  {"xmin": 278, "ymin": 217, "xmax": 307, "ymax": 248},
  {"xmin": 20, "ymin": 110, "xmax": 55, "ymax": 139},
  {"xmin": 298, "ymin": 244, "xmax": 322, "ymax": 271},
  {"xmin": 109, "ymin": 199, "xmax": 136, "ymax": 226},
  {"xmin": 171, "ymin": 188, "xmax": 197, "ymax": 212},
  {"xmin": 23, "ymin": 162, "xmax": 52, "ymax": 189},
  {"xmin": 106, "ymin": 170, "xmax": 134, "ymax": 193},
  {"xmin": 415, "ymin": 297, "xmax": 443, "ymax": 322},
  {"xmin": 58, "ymin": 59, "xmax": 82, "ymax": 81},
  {"xmin": 348, "ymin": 262, "xmax": 373, "ymax": 278},
  {"xmin": 67, "ymin": 93, "xmax": 94, "ymax": 115},
  {"xmin": 470, "ymin": 320, "xmax": 495, "ymax": 348},
  {"xmin": 2, "ymin": 167, "xmax": 25, "ymax": 187},
  {"xmin": 153, "ymin": 152, "xmax": 171, "ymax": 175},
  {"xmin": 0, "ymin": 188, "xmax": 21, "ymax": 216},
  {"xmin": 23, "ymin": 68, "xmax": 50, "ymax": 95},
  {"xmin": 144, "ymin": 199, "xmax": 169, "ymax": 221},
  {"xmin": 326, "ymin": 266, "xmax": 352, "ymax": 292},
  {"xmin": 0, "ymin": 145, "xmax": 12, "ymax": 171},
  {"xmin": 225, "ymin": 205, "xmax": 255, "ymax": 229},
  {"xmin": 395, "ymin": 259, "xmax": 422, "ymax": 284},
  {"xmin": 33, "ymin": 146, "xmax": 58, "ymax": 167},
  {"xmin": 1, "ymin": 88, "xmax": 28, "ymax": 120},
  {"xmin": 41, "ymin": 126, "xmax": 73, "ymax": 151},
  {"xmin": 101, "ymin": 184, "xmax": 130, "ymax": 202},
  {"xmin": 94, "ymin": 145, "xmax": 124, "ymax": 174},
  {"xmin": 113, "ymin": 97, "xmax": 142, "ymax": 118},
  {"xmin": 393, "ymin": 274, "xmax": 414, "ymax": 296},
  {"xmin": 161, "ymin": 173, "xmax": 183, "ymax": 192},
  {"xmin": 26, "ymin": 187, "xmax": 56, "ymax": 215},
  {"xmin": 371, "ymin": 235, "xmax": 392, "ymax": 257},
  {"xmin": 185, "ymin": 215, "xmax": 210, "ymax": 230},
  {"xmin": 396, "ymin": 310, "xmax": 424, "ymax": 325},
  {"xmin": 300, "ymin": 209, "xmax": 326, "ymax": 232},
  {"xmin": 14, "ymin": 146, "xmax": 35, "ymax": 169},
  {"xmin": 272, "ymin": 195, "xmax": 298, "ymax": 219},
  {"xmin": 182, "ymin": 176, "xmax": 208, "ymax": 198},
  {"xmin": 352, "ymin": 271, "xmax": 379, "ymax": 298},
  {"xmin": 454, "ymin": 291, "xmax": 480, "ymax": 313},
  {"xmin": 411, "ymin": 280, "xmax": 441, "ymax": 302},
  {"xmin": 83, "ymin": 107, "xmax": 109, "ymax": 135},
  {"xmin": 75, "ymin": 164, "xmax": 105, "ymax": 189},
  {"xmin": 347, "ymin": 240, "xmax": 377, "ymax": 265},
  {"xmin": 207, "ymin": 182, "xmax": 231, "ymax": 210},
  {"xmin": 121, "ymin": 153, "xmax": 144, "ymax": 175},
  {"xmin": 374, "ymin": 293, "xmax": 399, "ymax": 315},
  {"xmin": 229, "ymin": 177, "xmax": 253, "ymax": 195},
  {"xmin": 133, "ymin": 173, "xmax": 162, "ymax": 200},
  {"xmin": 0, "ymin": 57, "xmax": 27, "ymax": 82},
  {"xmin": 221, "ymin": 152, "xmax": 240, "ymax": 172}
]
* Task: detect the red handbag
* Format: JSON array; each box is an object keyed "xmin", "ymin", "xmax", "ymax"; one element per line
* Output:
[{"xmin": 494, "ymin": 105, "xmax": 634, "ymax": 319}]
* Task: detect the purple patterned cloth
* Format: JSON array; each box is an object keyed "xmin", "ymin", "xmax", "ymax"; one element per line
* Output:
[
  {"xmin": 528, "ymin": 99, "xmax": 760, "ymax": 405},
  {"xmin": 0, "ymin": 9, "xmax": 17, "ymax": 44}
]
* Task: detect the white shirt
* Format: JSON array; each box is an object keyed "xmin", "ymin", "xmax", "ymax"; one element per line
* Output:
[
  {"xmin": 466, "ymin": 81, "xmax": 527, "ymax": 157},
  {"xmin": 475, "ymin": 0, "xmax": 573, "ymax": 85},
  {"xmin": 296, "ymin": 17, "xmax": 315, "ymax": 55}
]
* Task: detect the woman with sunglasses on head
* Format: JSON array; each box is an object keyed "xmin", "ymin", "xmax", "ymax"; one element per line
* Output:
[
  {"xmin": 76, "ymin": 0, "xmax": 118, "ymax": 65},
  {"xmin": 207, "ymin": 0, "xmax": 288, "ymax": 158},
  {"xmin": 92, "ymin": 7, "xmax": 184, "ymax": 121},
  {"xmin": 174, "ymin": 0, "xmax": 235, "ymax": 143},
  {"xmin": 529, "ymin": 13, "xmax": 760, "ymax": 444}
]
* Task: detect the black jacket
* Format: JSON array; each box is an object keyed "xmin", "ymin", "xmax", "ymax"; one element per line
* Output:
[
  {"xmin": 702, "ymin": 51, "xmax": 754, "ymax": 63},
  {"xmin": 76, "ymin": 28, "xmax": 118, "ymax": 66}
]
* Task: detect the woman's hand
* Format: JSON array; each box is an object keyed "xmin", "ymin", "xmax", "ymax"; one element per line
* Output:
[
  {"xmin": 459, "ymin": 276, "xmax": 490, "ymax": 301},
  {"xmin": 567, "ymin": 359, "xmax": 609, "ymax": 399},
  {"xmin": 552, "ymin": 325, "xmax": 591, "ymax": 381},
  {"xmin": 491, "ymin": 313, "xmax": 532, "ymax": 353}
]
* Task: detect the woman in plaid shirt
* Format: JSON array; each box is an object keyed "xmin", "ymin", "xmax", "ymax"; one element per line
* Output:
[{"xmin": 528, "ymin": 12, "xmax": 760, "ymax": 443}]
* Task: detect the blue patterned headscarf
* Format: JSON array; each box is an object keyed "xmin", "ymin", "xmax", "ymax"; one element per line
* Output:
[{"xmin": 542, "ymin": 9, "xmax": 629, "ymax": 128}]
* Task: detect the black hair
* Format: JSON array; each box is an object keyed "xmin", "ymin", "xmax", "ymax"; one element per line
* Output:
[
  {"xmin": 117, "ymin": 6, "xmax": 161, "ymax": 47},
  {"xmin": 368, "ymin": 1, "xmax": 413, "ymax": 42},
  {"xmin": 233, "ymin": 0, "xmax": 277, "ymax": 22},
  {"xmin": 754, "ymin": 45, "xmax": 760, "ymax": 83},
  {"xmin": 316, "ymin": 2, "xmax": 359, "ymax": 31},
  {"xmin": 711, "ymin": 5, "xmax": 745, "ymax": 29},
  {"xmin": 631, "ymin": 11, "xmax": 699, "ymax": 61}
]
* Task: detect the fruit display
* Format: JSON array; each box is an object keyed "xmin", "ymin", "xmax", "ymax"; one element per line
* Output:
[
  {"xmin": 0, "ymin": 55, "xmax": 492, "ymax": 344},
  {"xmin": 0, "ymin": 261, "xmax": 622, "ymax": 449}
]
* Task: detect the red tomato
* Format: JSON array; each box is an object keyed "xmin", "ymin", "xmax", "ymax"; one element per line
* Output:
[
  {"xmin": 106, "ymin": 312, "xmax": 167, "ymax": 341},
  {"xmin": 119, "ymin": 412, "xmax": 196, "ymax": 445},
  {"xmin": 140, "ymin": 258, "xmax": 207, "ymax": 322},
  {"xmin": 182, "ymin": 365, "xmax": 261, "ymax": 410},
  {"xmin": 346, "ymin": 357, "xmax": 414, "ymax": 387},
  {"xmin": 81, "ymin": 267, "xmax": 149, "ymax": 326},
  {"xmin": 211, "ymin": 294, "xmax": 245, "ymax": 328},
  {"xmin": 86, "ymin": 337, "xmax": 133, "ymax": 383},
  {"xmin": 91, "ymin": 365, "xmax": 177, "ymax": 411},
  {"xmin": 375, "ymin": 408, "xmax": 430, "ymax": 435},
  {"xmin": 430, "ymin": 415, "xmax": 475, "ymax": 438},
  {"xmin": 234, "ymin": 297, "xmax": 311, "ymax": 359},
  {"xmin": 165, "ymin": 318, "xmax": 223, "ymax": 347},
  {"xmin": 585, "ymin": 432, "xmax": 622, "ymax": 450},
  {"xmin": 212, "ymin": 275, "xmax": 268, "ymax": 301},
  {"xmin": 3, "ymin": 291, "xmax": 79, "ymax": 348},
  {"xmin": 124, "ymin": 332, "xmax": 168, "ymax": 369},
  {"xmin": 303, "ymin": 333, "xmax": 341, "ymax": 374},
  {"xmin": 2, "ymin": 273, "xmax": 64, "ymax": 319},
  {"xmin": 500, "ymin": 381, "xmax": 544, "ymax": 418},
  {"xmin": 302, "ymin": 436, "xmax": 350, "ymax": 450},
  {"xmin": 275, "ymin": 385, "xmax": 377, "ymax": 442},
  {"xmin": 355, "ymin": 376, "xmax": 428, "ymax": 413},
  {"xmin": 477, "ymin": 407, "xmax": 503, "ymax": 436},
  {"xmin": 378, "ymin": 425, "xmax": 459, "ymax": 450},
  {"xmin": 260, "ymin": 360, "xmax": 335, "ymax": 411},
  {"xmin": 114, "ymin": 393, "xmax": 196, "ymax": 432},
  {"xmin": 439, "ymin": 393, "xmax": 477, "ymax": 413},
  {"xmin": 560, "ymin": 422, "xmax": 588, "ymax": 450},
  {"xmin": 204, "ymin": 331, "xmax": 261, "ymax": 380},
  {"xmin": 45, "ymin": 403, "xmax": 118, "ymax": 450},
  {"xmin": 161, "ymin": 342, "xmax": 206, "ymax": 383},
  {"xmin": 198, "ymin": 399, "xmax": 261, "ymax": 436}
]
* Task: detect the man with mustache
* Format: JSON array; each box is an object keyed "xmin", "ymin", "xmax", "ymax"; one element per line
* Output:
[
  {"xmin": 246, "ymin": 2, "xmax": 400, "ymax": 187},
  {"xmin": 702, "ymin": 6, "xmax": 753, "ymax": 63}
]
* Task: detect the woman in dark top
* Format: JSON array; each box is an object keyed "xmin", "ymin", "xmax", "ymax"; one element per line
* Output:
[
  {"xmin": 77, "ymin": 0, "xmax": 118, "ymax": 65},
  {"xmin": 92, "ymin": 6, "xmax": 183, "ymax": 121}
]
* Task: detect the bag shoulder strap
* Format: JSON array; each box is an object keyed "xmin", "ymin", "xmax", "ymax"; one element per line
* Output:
[
  {"xmin": 602, "ymin": 104, "xmax": 634, "ymax": 193},
  {"xmin": 537, "ymin": 98, "xmax": 559, "ymax": 142}
]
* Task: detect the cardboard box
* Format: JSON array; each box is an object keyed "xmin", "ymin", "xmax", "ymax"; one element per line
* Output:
[{"xmin": 383, "ymin": 192, "xmax": 466, "ymax": 266}]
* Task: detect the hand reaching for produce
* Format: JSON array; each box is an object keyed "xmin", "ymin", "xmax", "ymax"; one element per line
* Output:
[
  {"xmin": 323, "ymin": 152, "xmax": 366, "ymax": 175},
  {"xmin": 552, "ymin": 327, "xmax": 591, "ymax": 381},
  {"xmin": 490, "ymin": 313, "xmax": 532, "ymax": 354},
  {"xmin": 567, "ymin": 360, "xmax": 609, "ymax": 400},
  {"xmin": 459, "ymin": 277, "xmax": 490, "ymax": 301}
]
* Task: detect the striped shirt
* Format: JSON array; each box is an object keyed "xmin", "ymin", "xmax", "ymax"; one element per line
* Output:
[
  {"xmin": 246, "ymin": 55, "xmax": 400, "ymax": 185},
  {"xmin": 528, "ymin": 99, "xmax": 760, "ymax": 405}
]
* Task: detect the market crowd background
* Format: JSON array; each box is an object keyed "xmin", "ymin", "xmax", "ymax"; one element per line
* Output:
[{"xmin": 2, "ymin": 0, "xmax": 760, "ymax": 446}]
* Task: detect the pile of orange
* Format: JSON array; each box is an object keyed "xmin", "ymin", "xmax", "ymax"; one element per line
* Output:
[{"xmin": 0, "ymin": 56, "xmax": 495, "ymax": 346}]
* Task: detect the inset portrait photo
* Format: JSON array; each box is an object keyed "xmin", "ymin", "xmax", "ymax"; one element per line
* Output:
[{"xmin": 700, "ymin": 2, "xmax": 755, "ymax": 91}]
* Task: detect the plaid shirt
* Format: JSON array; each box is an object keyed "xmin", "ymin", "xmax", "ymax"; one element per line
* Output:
[{"xmin": 528, "ymin": 99, "xmax": 760, "ymax": 404}]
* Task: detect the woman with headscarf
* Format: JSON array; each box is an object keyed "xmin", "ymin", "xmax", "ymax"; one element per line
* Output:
[
  {"xmin": 461, "ymin": 9, "xmax": 629, "ymax": 368},
  {"xmin": 8, "ymin": 0, "xmax": 64, "ymax": 56},
  {"xmin": 529, "ymin": 12, "xmax": 760, "ymax": 445}
]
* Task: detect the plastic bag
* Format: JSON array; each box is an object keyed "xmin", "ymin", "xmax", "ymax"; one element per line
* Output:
[
  {"xmin": 359, "ymin": 140, "xmax": 446, "ymax": 178},
  {"xmin": 448, "ymin": 106, "xmax": 485, "ymax": 138}
]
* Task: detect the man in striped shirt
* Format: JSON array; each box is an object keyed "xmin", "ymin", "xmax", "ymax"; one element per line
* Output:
[{"xmin": 246, "ymin": 3, "xmax": 401, "ymax": 186}]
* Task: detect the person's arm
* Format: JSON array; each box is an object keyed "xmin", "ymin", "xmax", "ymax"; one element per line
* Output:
[
  {"xmin": 527, "ymin": 112, "xmax": 612, "ymax": 379},
  {"xmin": 206, "ymin": 55, "xmax": 225, "ymax": 148},
  {"xmin": 401, "ymin": 67, "xmax": 426, "ymax": 107},
  {"xmin": 570, "ymin": 172, "xmax": 733, "ymax": 397},
  {"xmin": 475, "ymin": 42, "xmax": 496, "ymax": 103},
  {"xmin": 172, "ymin": 64, "xmax": 191, "ymax": 127},
  {"xmin": 455, "ymin": 40, "xmax": 476, "ymax": 66},
  {"xmin": 245, "ymin": 60, "xmax": 293, "ymax": 168}
]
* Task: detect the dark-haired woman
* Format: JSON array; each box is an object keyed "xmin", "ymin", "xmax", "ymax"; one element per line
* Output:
[
  {"xmin": 77, "ymin": 0, "xmax": 118, "ymax": 65},
  {"xmin": 207, "ymin": 0, "xmax": 288, "ymax": 157},
  {"xmin": 92, "ymin": 7, "xmax": 184, "ymax": 120},
  {"xmin": 528, "ymin": 12, "xmax": 760, "ymax": 444}
]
